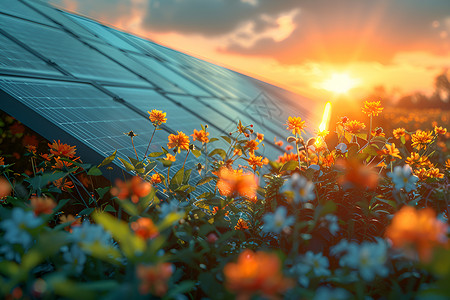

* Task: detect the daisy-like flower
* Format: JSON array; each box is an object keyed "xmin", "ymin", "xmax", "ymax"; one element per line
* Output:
[
  {"xmin": 244, "ymin": 139, "xmax": 259, "ymax": 154},
  {"xmin": 110, "ymin": 176, "xmax": 152, "ymax": 204},
  {"xmin": 224, "ymin": 250, "xmax": 293, "ymax": 299},
  {"xmin": 137, "ymin": 263, "xmax": 173, "ymax": 297},
  {"xmin": 293, "ymin": 251, "xmax": 331, "ymax": 287},
  {"xmin": 361, "ymin": 100, "xmax": 383, "ymax": 117},
  {"xmin": 256, "ymin": 133, "xmax": 264, "ymax": 141},
  {"xmin": 62, "ymin": 245, "xmax": 86, "ymax": 274},
  {"xmin": 131, "ymin": 217, "xmax": 159, "ymax": 240},
  {"xmin": 0, "ymin": 156, "xmax": 4, "ymax": 165},
  {"xmin": 234, "ymin": 218, "xmax": 249, "ymax": 230},
  {"xmin": 387, "ymin": 165, "xmax": 419, "ymax": 192},
  {"xmin": 167, "ymin": 131, "xmax": 190, "ymax": 153},
  {"xmin": 426, "ymin": 167, "xmax": 444, "ymax": 179},
  {"xmin": 216, "ymin": 167, "xmax": 258, "ymax": 199},
  {"xmin": 445, "ymin": 158, "xmax": 450, "ymax": 169},
  {"xmin": 147, "ymin": 109, "xmax": 167, "ymax": 126},
  {"xmin": 277, "ymin": 152, "xmax": 298, "ymax": 164},
  {"xmin": 191, "ymin": 129, "xmax": 209, "ymax": 143},
  {"xmin": 344, "ymin": 120, "xmax": 366, "ymax": 134},
  {"xmin": 71, "ymin": 221, "xmax": 112, "ymax": 246},
  {"xmin": 290, "ymin": 173, "xmax": 315, "ymax": 203},
  {"xmin": 384, "ymin": 143, "xmax": 402, "ymax": 160},
  {"xmin": 30, "ymin": 197, "xmax": 56, "ymax": 215},
  {"xmin": 262, "ymin": 206, "xmax": 295, "ymax": 234},
  {"xmin": 411, "ymin": 130, "xmax": 433, "ymax": 150},
  {"xmin": 53, "ymin": 177, "xmax": 74, "ymax": 191},
  {"xmin": 385, "ymin": 206, "xmax": 448, "ymax": 262},
  {"xmin": 393, "ymin": 128, "xmax": 406, "ymax": 139},
  {"xmin": 150, "ymin": 173, "xmax": 162, "ymax": 184},
  {"xmin": 371, "ymin": 127, "xmax": 385, "ymax": 137},
  {"xmin": 48, "ymin": 140, "xmax": 77, "ymax": 159},
  {"xmin": 246, "ymin": 153, "xmax": 267, "ymax": 171},
  {"xmin": 285, "ymin": 116, "xmax": 306, "ymax": 135},
  {"xmin": 434, "ymin": 126, "xmax": 447, "ymax": 135},
  {"xmin": 0, "ymin": 208, "xmax": 42, "ymax": 248}
]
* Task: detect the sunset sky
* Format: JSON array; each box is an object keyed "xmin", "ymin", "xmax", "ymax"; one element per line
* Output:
[{"xmin": 47, "ymin": 0, "xmax": 450, "ymax": 102}]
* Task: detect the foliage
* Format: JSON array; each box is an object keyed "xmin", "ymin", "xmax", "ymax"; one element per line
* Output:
[{"xmin": 0, "ymin": 103, "xmax": 449, "ymax": 299}]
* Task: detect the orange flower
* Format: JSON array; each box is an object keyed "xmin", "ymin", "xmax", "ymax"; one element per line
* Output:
[
  {"xmin": 30, "ymin": 197, "xmax": 56, "ymax": 215},
  {"xmin": 191, "ymin": 129, "xmax": 209, "ymax": 143},
  {"xmin": 393, "ymin": 128, "xmax": 406, "ymax": 139},
  {"xmin": 26, "ymin": 145, "xmax": 37, "ymax": 154},
  {"xmin": 246, "ymin": 153, "xmax": 267, "ymax": 171},
  {"xmin": 224, "ymin": 250, "xmax": 293, "ymax": 300},
  {"xmin": 256, "ymin": 133, "xmax": 264, "ymax": 141},
  {"xmin": 110, "ymin": 176, "xmax": 152, "ymax": 204},
  {"xmin": 277, "ymin": 152, "xmax": 298, "ymax": 164},
  {"xmin": 150, "ymin": 173, "xmax": 162, "ymax": 184},
  {"xmin": 167, "ymin": 131, "xmax": 190, "ymax": 153},
  {"xmin": 9, "ymin": 123, "xmax": 25, "ymax": 135},
  {"xmin": 446, "ymin": 158, "xmax": 450, "ymax": 169},
  {"xmin": 285, "ymin": 145, "xmax": 293, "ymax": 152},
  {"xmin": 336, "ymin": 158, "xmax": 379, "ymax": 190},
  {"xmin": 216, "ymin": 167, "xmax": 257, "ymax": 199},
  {"xmin": 147, "ymin": 109, "xmax": 167, "ymax": 126},
  {"xmin": 337, "ymin": 116, "xmax": 349, "ymax": 126},
  {"xmin": 234, "ymin": 218, "xmax": 249, "ymax": 230},
  {"xmin": 362, "ymin": 100, "xmax": 383, "ymax": 117},
  {"xmin": 405, "ymin": 152, "xmax": 430, "ymax": 167},
  {"xmin": 233, "ymin": 148, "xmax": 243, "ymax": 157},
  {"xmin": 22, "ymin": 134, "xmax": 39, "ymax": 147},
  {"xmin": 52, "ymin": 157, "xmax": 74, "ymax": 170},
  {"xmin": 316, "ymin": 129, "xmax": 330, "ymax": 138},
  {"xmin": 385, "ymin": 206, "xmax": 448, "ymax": 262},
  {"xmin": 434, "ymin": 126, "xmax": 447, "ymax": 135},
  {"xmin": 164, "ymin": 153, "xmax": 176, "ymax": 162},
  {"xmin": 244, "ymin": 139, "xmax": 259, "ymax": 154},
  {"xmin": 426, "ymin": 167, "xmax": 444, "ymax": 179},
  {"xmin": 411, "ymin": 130, "xmax": 433, "ymax": 150},
  {"xmin": 344, "ymin": 120, "xmax": 366, "ymax": 134},
  {"xmin": 59, "ymin": 214, "xmax": 81, "ymax": 232},
  {"xmin": 371, "ymin": 127, "xmax": 385, "ymax": 137},
  {"xmin": 0, "ymin": 156, "xmax": 4, "ymax": 166},
  {"xmin": 48, "ymin": 140, "xmax": 77, "ymax": 159},
  {"xmin": 137, "ymin": 263, "xmax": 173, "ymax": 297},
  {"xmin": 0, "ymin": 177, "xmax": 12, "ymax": 199},
  {"xmin": 285, "ymin": 116, "xmax": 306, "ymax": 135},
  {"xmin": 131, "ymin": 217, "xmax": 159, "ymax": 239},
  {"xmin": 385, "ymin": 143, "xmax": 402, "ymax": 160},
  {"xmin": 53, "ymin": 178, "xmax": 74, "ymax": 191}
]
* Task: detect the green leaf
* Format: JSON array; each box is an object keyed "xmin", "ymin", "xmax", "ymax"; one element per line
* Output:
[
  {"xmin": 79, "ymin": 208, "xmax": 94, "ymax": 216},
  {"xmin": 147, "ymin": 152, "xmax": 163, "ymax": 157},
  {"xmin": 144, "ymin": 161, "xmax": 157, "ymax": 175},
  {"xmin": 96, "ymin": 186, "xmax": 111, "ymax": 200},
  {"xmin": 221, "ymin": 135, "xmax": 232, "ymax": 144},
  {"xmin": 347, "ymin": 143, "xmax": 360, "ymax": 158},
  {"xmin": 166, "ymin": 281, "xmax": 196, "ymax": 298},
  {"xmin": 170, "ymin": 167, "xmax": 184, "ymax": 188},
  {"xmin": 280, "ymin": 160, "xmax": 298, "ymax": 172},
  {"xmin": 118, "ymin": 157, "xmax": 135, "ymax": 171},
  {"xmin": 196, "ymin": 176, "xmax": 215, "ymax": 186},
  {"xmin": 87, "ymin": 166, "xmax": 102, "ymax": 176},
  {"xmin": 98, "ymin": 150, "xmax": 117, "ymax": 167},
  {"xmin": 209, "ymin": 138, "xmax": 219, "ymax": 143},
  {"xmin": 104, "ymin": 204, "xmax": 116, "ymax": 212},
  {"xmin": 26, "ymin": 172, "xmax": 67, "ymax": 192},
  {"xmin": 208, "ymin": 148, "xmax": 227, "ymax": 160},
  {"xmin": 400, "ymin": 135, "xmax": 406, "ymax": 144},
  {"xmin": 191, "ymin": 149, "xmax": 201, "ymax": 158},
  {"xmin": 183, "ymin": 169, "xmax": 192, "ymax": 185},
  {"xmin": 115, "ymin": 198, "xmax": 138, "ymax": 216},
  {"xmin": 93, "ymin": 212, "xmax": 145, "ymax": 258}
]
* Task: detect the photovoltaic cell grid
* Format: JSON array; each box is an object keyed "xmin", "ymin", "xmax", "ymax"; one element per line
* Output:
[
  {"xmin": 0, "ymin": 14, "xmax": 149, "ymax": 85},
  {"xmin": 0, "ymin": 0, "xmax": 55, "ymax": 26},
  {"xmin": 0, "ymin": 77, "xmax": 207, "ymax": 193}
]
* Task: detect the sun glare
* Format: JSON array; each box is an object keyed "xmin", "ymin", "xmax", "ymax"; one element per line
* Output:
[{"xmin": 321, "ymin": 73, "xmax": 359, "ymax": 94}]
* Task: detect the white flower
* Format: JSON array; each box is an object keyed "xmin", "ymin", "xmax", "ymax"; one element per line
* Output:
[
  {"xmin": 262, "ymin": 206, "xmax": 295, "ymax": 233},
  {"xmin": 321, "ymin": 214, "xmax": 339, "ymax": 235},
  {"xmin": 336, "ymin": 238, "xmax": 389, "ymax": 281},
  {"xmin": 290, "ymin": 173, "xmax": 315, "ymax": 203},
  {"xmin": 0, "ymin": 208, "xmax": 42, "ymax": 248},
  {"xmin": 62, "ymin": 245, "xmax": 86, "ymax": 274},
  {"xmin": 293, "ymin": 251, "xmax": 331, "ymax": 287},
  {"xmin": 71, "ymin": 221, "xmax": 111, "ymax": 246},
  {"xmin": 387, "ymin": 165, "xmax": 419, "ymax": 192}
]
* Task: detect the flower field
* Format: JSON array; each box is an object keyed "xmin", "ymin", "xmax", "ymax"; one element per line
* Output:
[{"xmin": 0, "ymin": 101, "xmax": 449, "ymax": 299}]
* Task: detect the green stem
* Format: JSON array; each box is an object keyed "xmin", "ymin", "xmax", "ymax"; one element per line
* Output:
[
  {"xmin": 131, "ymin": 137, "xmax": 139, "ymax": 160},
  {"xmin": 182, "ymin": 149, "xmax": 190, "ymax": 170},
  {"xmin": 144, "ymin": 126, "xmax": 157, "ymax": 157}
]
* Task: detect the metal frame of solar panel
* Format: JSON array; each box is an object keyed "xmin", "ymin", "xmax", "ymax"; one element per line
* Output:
[{"xmin": 0, "ymin": 0, "xmax": 324, "ymax": 198}]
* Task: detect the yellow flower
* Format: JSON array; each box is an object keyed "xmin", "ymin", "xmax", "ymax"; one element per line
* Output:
[
  {"xmin": 385, "ymin": 143, "xmax": 402, "ymax": 160},
  {"xmin": 256, "ymin": 133, "xmax": 264, "ymax": 141},
  {"xmin": 393, "ymin": 128, "xmax": 406, "ymax": 139},
  {"xmin": 446, "ymin": 158, "xmax": 450, "ymax": 169},
  {"xmin": 234, "ymin": 218, "xmax": 249, "ymax": 230},
  {"xmin": 426, "ymin": 167, "xmax": 444, "ymax": 179},
  {"xmin": 285, "ymin": 116, "xmax": 306, "ymax": 135},
  {"xmin": 411, "ymin": 130, "xmax": 433, "ymax": 150},
  {"xmin": 167, "ymin": 131, "xmax": 190, "ymax": 152},
  {"xmin": 148, "ymin": 109, "xmax": 167, "ymax": 126},
  {"xmin": 191, "ymin": 129, "xmax": 209, "ymax": 143},
  {"xmin": 434, "ymin": 126, "xmax": 447, "ymax": 135},
  {"xmin": 164, "ymin": 153, "xmax": 176, "ymax": 162},
  {"xmin": 246, "ymin": 153, "xmax": 267, "ymax": 171},
  {"xmin": 316, "ymin": 129, "xmax": 329, "ymax": 138},
  {"xmin": 362, "ymin": 101, "xmax": 383, "ymax": 117},
  {"xmin": 244, "ymin": 139, "xmax": 259, "ymax": 154},
  {"xmin": 344, "ymin": 120, "xmax": 366, "ymax": 134}
]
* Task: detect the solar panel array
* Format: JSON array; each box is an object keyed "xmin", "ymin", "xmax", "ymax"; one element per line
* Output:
[{"xmin": 0, "ymin": 0, "xmax": 324, "ymax": 193}]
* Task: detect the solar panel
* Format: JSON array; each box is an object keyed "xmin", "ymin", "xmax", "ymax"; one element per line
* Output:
[
  {"xmin": 0, "ymin": 14, "xmax": 149, "ymax": 85},
  {"xmin": 66, "ymin": 13, "xmax": 142, "ymax": 53},
  {"xmin": 0, "ymin": 32, "xmax": 61, "ymax": 75},
  {"xmin": 22, "ymin": 0, "xmax": 100, "ymax": 41},
  {"xmin": 0, "ymin": 0, "xmax": 55, "ymax": 26}
]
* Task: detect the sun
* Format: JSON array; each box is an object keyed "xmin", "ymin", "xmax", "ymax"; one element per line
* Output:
[{"xmin": 321, "ymin": 73, "xmax": 360, "ymax": 94}]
